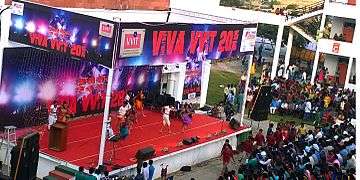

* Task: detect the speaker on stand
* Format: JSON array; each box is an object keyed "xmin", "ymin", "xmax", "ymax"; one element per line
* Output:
[
  {"xmin": 10, "ymin": 132, "xmax": 40, "ymax": 180},
  {"xmin": 249, "ymin": 86, "xmax": 272, "ymax": 131}
]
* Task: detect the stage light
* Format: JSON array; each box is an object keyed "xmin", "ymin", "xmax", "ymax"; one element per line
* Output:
[
  {"xmin": 14, "ymin": 18, "xmax": 24, "ymax": 30},
  {"xmin": 38, "ymin": 81, "xmax": 56, "ymax": 101},
  {"xmin": 70, "ymin": 35, "xmax": 76, "ymax": 43},
  {"xmin": 0, "ymin": 87, "xmax": 9, "ymax": 105},
  {"xmin": 14, "ymin": 81, "xmax": 35, "ymax": 104},
  {"xmin": 25, "ymin": 21, "xmax": 36, "ymax": 33},
  {"xmin": 153, "ymin": 73, "xmax": 159, "ymax": 82},
  {"xmin": 104, "ymin": 43, "xmax": 110, "ymax": 50},
  {"xmin": 91, "ymin": 39, "xmax": 98, "ymax": 47},
  {"xmin": 127, "ymin": 77, "xmax": 132, "ymax": 86},
  {"xmin": 137, "ymin": 73, "xmax": 145, "ymax": 85},
  {"xmin": 70, "ymin": 28, "xmax": 78, "ymax": 43},
  {"xmin": 38, "ymin": 25, "xmax": 48, "ymax": 35},
  {"xmin": 60, "ymin": 80, "xmax": 76, "ymax": 96}
]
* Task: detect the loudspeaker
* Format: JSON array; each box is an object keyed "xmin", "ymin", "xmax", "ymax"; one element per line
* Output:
[
  {"xmin": 180, "ymin": 166, "xmax": 191, "ymax": 172},
  {"xmin": 182, "ymin": 138, "xmax": 193, "ymax": 145},
  {"xmin": 250, "ymin": 86, "xmax": 272, "ymax": 121},
  {"xmin": 135, "ymin": 147, "xmax": 155, "ymax": 160},
  {"xmin": 229, "ymin": 118, "xmax": 240, "ymax": 130},
  {"xmin": 191, "ymin": 137, "xmax": 199, "ymax": 143},
  {"xmin": 10, "ymin": 132, "xmax": 40, "ymax": 180},
  {"xmin": 182, "ymin": 136, "xmax": 199, "ymax": 145}
]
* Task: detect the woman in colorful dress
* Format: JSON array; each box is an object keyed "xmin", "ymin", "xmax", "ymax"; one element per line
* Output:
[
  {"xmin": 181, "ymin": 107, "xmax": 192, "ymax": 132},
  {"xmin": 134, "ymin": 90, "xmax": 146, "ymax": 118}
]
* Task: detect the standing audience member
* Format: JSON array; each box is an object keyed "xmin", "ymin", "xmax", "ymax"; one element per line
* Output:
[
  {"xmin": 148, "ymin": 160, "xmax": 155, "ymax": 180},
  {"xmin": 143, "ymin": 162, "xmax": 149, "ymax": 180},
  {"xmin": 134, "ymin": 168, "xmax": 144, "ymax": 180},
  {"xmin": 221, "ymin": 139, "xmax": 234, "ymax": 174}
]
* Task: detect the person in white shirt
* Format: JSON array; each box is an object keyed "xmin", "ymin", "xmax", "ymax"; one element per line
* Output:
[
  {"xmin": 277, "ymin": 67, "xmax": 284, "ymax": 77},
  {"xmin": 117, "ymin": 102, "xmax": 128, "ymax": 130},
  {"xmin": 302, "ymin": 71, "xmax": 307, "ymax": 83},
  {"xmin": 143, "ymin": 162, "xmax": 149, "ymax": 180},
  {"xmin": 106, "ymin": 117, "xmax": 115, "ymax": 139},
  {"xmin": 304, "ymin": 99, "xmax": 312, "ymax": 120},
  {"xmin": 125, "ymin": 92, "xmax": 131, "ymax": 102},
  {"xmin": 160, "ymin": 105, "xmax": 173, "ymax": 133},
  {"xmin": 305, "ymin": 130, "xmax": 314, "ymax": 142},
  {"xmin": 48, "ymin": 101, "xmax": 58, "ymax": 130}
]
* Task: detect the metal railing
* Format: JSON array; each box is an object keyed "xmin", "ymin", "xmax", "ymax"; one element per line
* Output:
[{"xmin": 288, "ymin": 0, "xmax": 324, "ymax": 17}]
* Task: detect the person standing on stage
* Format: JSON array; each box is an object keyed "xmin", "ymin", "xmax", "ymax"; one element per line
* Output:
[
  {"xmin": 116, "ymin": 102, "xmax": 128, "ymax": 131},
  {"xmin": 106, "ymin": 117, "xmax": 115, "ymax": 139},
  {"xmin": 181, "ymin": 106, "xmax": 192, "ymax": 132},
  {"xmin": 48, "ymin": 101, "xmax": 58, "ymax": 130},
  {"xmin": 135, "ymin": 90, "xmax": 146, "ymax": 118},
  {"xmin": 58, "ymin": 102, "xmax": 70, "ymax": 123},
  {"xmin": 160, "ymin": 105, "xmax": 173, "ymax": 133},
  {"xmin": 126, "ymin": 105, "xmax": 137, "ymax": 128}
]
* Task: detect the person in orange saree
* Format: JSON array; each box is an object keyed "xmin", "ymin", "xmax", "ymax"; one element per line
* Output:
[
  {"xmin": 134, "ymin": 90, "xmax": 146, "ymax": 117},
  {"xmin": 58, "ymin": 101, "xmax": 70, "ymax": 124}
]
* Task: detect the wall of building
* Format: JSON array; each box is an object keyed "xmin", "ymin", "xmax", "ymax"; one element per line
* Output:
[
  {"xmin": 324, "ymin": 54, "xmax": 339, "ymax": 76},
  {"xmin": 349, "ymin": 58, "xmax": 355, "ymax": 82},
  {"xmin": 5, "ymin": 0, "xmax": 169, "ymax": 10},
  {"xmin": 330, "ymin": 17, "xmax": 345, "ymax": 38},
  {"xmin": 329, "ymin": 16, "xmax": 356, "ymax": 39}
]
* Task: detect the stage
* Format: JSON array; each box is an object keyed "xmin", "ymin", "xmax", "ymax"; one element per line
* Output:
[{"xmin": 13, "ymin": 110, "xmax": 250, "ymax": 178}]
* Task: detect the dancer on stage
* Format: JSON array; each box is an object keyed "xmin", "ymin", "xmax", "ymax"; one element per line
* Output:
[
  {"xmin": 58, "ymin": 102, "xmax": 70, "ymax": 123},
  {"xmin": 48, "ymin": 101, "xmax": 58, "ymax": 130},
  {"xmin": 116, "ymin": 102, "xmax": 128, "ymax": 131},
  {"xmin": 160, "ymin": 105, "xmax": 173, "ymax": 133},
  {"xmin": 106, "ymin": 117, "xmax": 115, "ymax": 139},
  {"xmin": 181, "ymin": 106, "xmax": 192, "ymax": 132},
  {"xmin": 134, "ymin": 90, "xmax": 146, "ymax": 118},
  {"xmin": 125, "ymin": 105, "xmax": 137, "ymax": 128}
]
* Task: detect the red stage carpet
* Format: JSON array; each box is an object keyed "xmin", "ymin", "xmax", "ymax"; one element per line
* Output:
[{"xmin": 30, "ymin": 110, "xmax": 245, "ymax": 168}]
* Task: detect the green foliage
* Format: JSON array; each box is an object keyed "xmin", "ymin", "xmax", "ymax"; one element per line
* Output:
[
  {"xmin": 206, "ymin": 69, "xmax": 240, "ymax": 105},
  {"xmin": 220, "ymin": 0, "xmax": 245, "ymax": 7},
  {"xmin": 271, "ymin": 0, "xmax": 281, "ymax": 5},
  {"xmin": 257, "ymin": 23, "xmax": 278, "ymax": 42},
  {"xmin": 286, "ymin": 4, "xmax": 298, "ymax": 9}
]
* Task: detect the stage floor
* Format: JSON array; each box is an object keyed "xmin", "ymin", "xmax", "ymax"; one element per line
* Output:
[{"xmin": 26, "ymin": 110, "xmax": 246, "ymax": 168}]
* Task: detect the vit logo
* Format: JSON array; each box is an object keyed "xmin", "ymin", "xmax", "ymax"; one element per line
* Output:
[
  {"xmin": 99, "ymin": 21, "xmax": 114, "ymax": 38},
  {"xmin": 11, "ymin": 2, "xmax": 24, "ymax": 16},
  {"xmin": 124, "ymin": 33, "xmax": 141, "ymax": 49},
  {"xmin": 101, "ymin": 24, "xmax": 112, "ymax": 34},
  {"xmin": 332, "ymin": 43, "xmax": 340, "ymax": 53}
]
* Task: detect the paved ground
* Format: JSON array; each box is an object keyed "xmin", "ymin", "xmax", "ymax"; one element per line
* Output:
[{"xmin": 166, "ymin": 116, "xmax": 314, "ymax": 180}]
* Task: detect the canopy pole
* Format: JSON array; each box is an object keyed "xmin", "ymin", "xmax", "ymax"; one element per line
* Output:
[
  {"xmin": 98, "ymin": 19, "xmax": 121, "ymax": 167},
  {"xmin": 240, "ymin": 54, "xmax": 253, "ymax": 126}
]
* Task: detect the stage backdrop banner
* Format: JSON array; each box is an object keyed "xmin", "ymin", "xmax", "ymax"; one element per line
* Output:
[
  {"xmin": 9, "ymin": 0, "xmax": 117, "ymax": 68},
  {"xmin": 115, "ymin": 23, "xmax": 258, "ymax": 67},
  {"xmin": 0, "ymin": 47, "xmax": 162, "ymax": 129},
  {"xmin": 0, "ymin": 47, "xmax": 123, "ymax": 129},
  {"xmin": 183, "ymin": 61, "xmax": 202, "ymax": 100}
]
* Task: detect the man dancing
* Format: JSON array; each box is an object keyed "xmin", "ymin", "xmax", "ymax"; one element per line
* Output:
[
  {"xmin": 106, "ymin": 117, "xmax": 115, "ymax": 139},
  {"xmin": 48, "ymin": 101, "xmax": 58, "ymax": 130},
  {"xmin": 160, "ymin": 105, "xmax": 173, "ymax": 133}
]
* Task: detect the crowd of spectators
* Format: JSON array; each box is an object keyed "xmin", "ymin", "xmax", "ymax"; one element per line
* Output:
[
  {"xmin": 75, "ymin": 166, "xmax": 111, "ymax": 180},
  {"xmin": 217, "ymin": 120, "xmax": 355, "ymax": 179},
  {"xmin": 247, "ymin": 62, "xmax": 356, "ymax": 125}
]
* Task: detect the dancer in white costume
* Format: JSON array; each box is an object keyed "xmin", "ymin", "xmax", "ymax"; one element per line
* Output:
[{"xmin": 48, "ymin": 101, "xmax": 58, "ymax": 130}]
